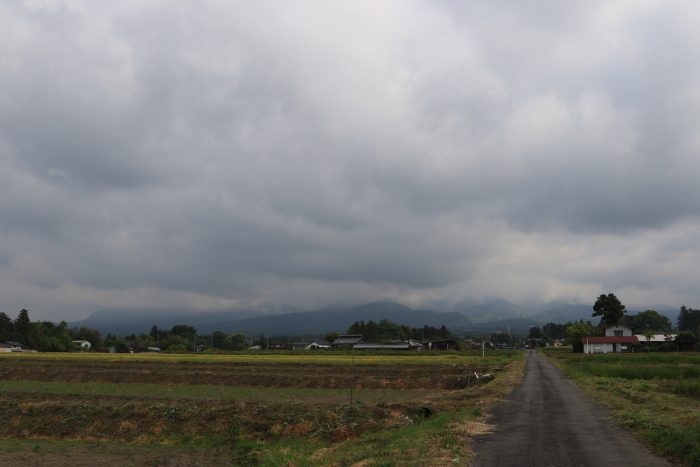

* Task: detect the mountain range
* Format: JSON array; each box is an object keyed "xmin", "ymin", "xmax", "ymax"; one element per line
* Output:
[{"xmin": 70, "ymin": 300, "xmax": 681, "ymax": 337}]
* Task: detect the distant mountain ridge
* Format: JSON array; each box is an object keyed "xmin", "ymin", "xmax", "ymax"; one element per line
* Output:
[
  {"xmin": 70, "ymin": 300, "xmax": 682, "ymax": 337},
  {"xmin": 71, "ymin": 301, "xmax": 473, "ymax": 336}
]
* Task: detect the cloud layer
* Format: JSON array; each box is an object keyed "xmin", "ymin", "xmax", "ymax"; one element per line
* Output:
[{"xmin": 2, "ymin": 1, "xmax": 700, "ymax": 320}]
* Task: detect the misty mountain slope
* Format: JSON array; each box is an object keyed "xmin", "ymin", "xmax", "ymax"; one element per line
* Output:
[
  {"xmin": 209, "ymin": 301, "xmax": 473, "ymax": 336},
  {"xmin": 71, "ymin": 301, "xmax": 682, "ymax": 337}
]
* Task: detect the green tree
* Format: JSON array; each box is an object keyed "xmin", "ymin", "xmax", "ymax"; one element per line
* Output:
[
  {"xmin": 167, "ymin": 343, "xmax": 187, "ymax": 353},
  {"xmin": 542, "ymin": 322, "xmax": 567, "ymax": 340},
  {"xmin": 211, "ymin": 331, "xmax": 227, "ymax": 349},
  {"xmin": 170, "ymin": 325, "xmax": 197, "ymax": 343},
  {"xmin": 324, "ymin": 332, "xmax": 338, "ymax": 343},
  {"xmin": 0, "ymin": 312, "xmax": 13, "ymax": 342},
  {"xmin": 224, "ymin": 333, "xmax": 248, "ymax": 350},
  {"xmin": 623, "ymin": 310, "xmax": 672, "ymax": 333},
  {"xmin": 676, "ymin": 331, "xmax": 698, "ymax": 352},
  {"xmin": 566, "ymin": 321, "xmax": 594, "ymax": 352},
  {"xmin": 67, "ymin": 326, "xmax": 103, "ymax": 350},
  {"xmin": 678, "ymin": 306, "xmax": 700, "ymax": 332},
  {"xmin": 13, "ymin": 309, "xmax": 31, "ymax": 345},
  {"xmin": 592, "ymin": 293, "xmax": 626, "ymax": 326},
  {"xmin": 159, "ymin": 334, "xmax": 189, "ymax": 351}
]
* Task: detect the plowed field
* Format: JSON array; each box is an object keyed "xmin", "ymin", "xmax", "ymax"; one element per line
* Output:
[
  {"xmin": 0, "ymin": 357, "xmax": 492, "ymax": 389},
  {"xmin": 0, "ymin": 352, "xmax": 524, "ymax": 465}
]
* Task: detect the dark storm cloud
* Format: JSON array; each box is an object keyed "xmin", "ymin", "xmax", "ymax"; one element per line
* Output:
[{"xmin": 1, "ymin": 1, "xmax": 700, "ymax": 319}]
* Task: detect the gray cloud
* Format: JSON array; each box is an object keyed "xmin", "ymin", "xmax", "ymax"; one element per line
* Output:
[{"xmin": 1, "ymin": 1, "xmax": 700, "ymax": 320}]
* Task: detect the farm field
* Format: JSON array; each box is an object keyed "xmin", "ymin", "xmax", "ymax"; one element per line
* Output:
[
  {"xmin": 545, "ymin": 349, "xmax": 700, "ymax": 466},
  {"xmin": 0, "ymin": 351, "xmax": 524, "ymax": 466}
]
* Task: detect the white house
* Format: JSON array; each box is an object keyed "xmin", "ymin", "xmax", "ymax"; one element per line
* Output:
[
  {"xmin": 582, "ymin": 326, "xmax": 638, "ymax": 354},
  {"xmin": 5, "ymin": 341, "xmax": 22, "ymax": 352}
]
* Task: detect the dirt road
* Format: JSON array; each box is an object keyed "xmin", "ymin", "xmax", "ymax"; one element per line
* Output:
[{"xmin": 472, "ymin": 350, "xmax": 669, "ymax": 467}]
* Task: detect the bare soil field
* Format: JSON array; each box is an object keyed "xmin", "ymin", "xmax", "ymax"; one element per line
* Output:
[
  {"xmin": 0, "ymin": 352, "xmax": 524, "ymax": 465},
  {"xmin": 0, "ymin": 357, "xmax": 493, "ymax": 389}
]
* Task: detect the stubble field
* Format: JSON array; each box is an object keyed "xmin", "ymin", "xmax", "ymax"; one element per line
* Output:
[{"xmin": 0, "ymin": 351, "xmax": 524, "ymax": 466}]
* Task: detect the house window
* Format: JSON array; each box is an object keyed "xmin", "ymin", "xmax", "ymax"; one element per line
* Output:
[{"xmin": 614, "ymin": 330, "xmax": 623, "ymax": 337}]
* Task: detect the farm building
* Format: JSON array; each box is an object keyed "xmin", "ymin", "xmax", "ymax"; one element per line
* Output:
[
  {"xmin": 331, "ymin": 334, "xmax": 364, "ymax": 348},
  {"xmin": 292, "ymin": 340, "xmax": 331, "ymax": 350},
  {"xmin": 582, "ymin": 326, "xmax": 638, "ymax": 354},
  {"xmin": 426, "ymin": 339, "xmax": 459, "ymax": 350},
  {"xmin": 634, "ymin": 333, "xmax": 676, "ymax": 343},
  {"xmin": 0, "ymin": 343, "xmax": 12, "ymax": 353},
  {"xmin": 352, "ymin": 340, "xmax": 423, "ymax": 351},
  {"xmin": 4, "ymin": 341, "xmax": 22, "ymax": 352},
  {"xmin": 308, "ymin": 339, "xmax": 331, "ymax": 350}
]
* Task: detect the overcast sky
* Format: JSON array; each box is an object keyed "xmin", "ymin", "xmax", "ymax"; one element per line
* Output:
[{"xmin": 2, "ymin": 1, "xmax": 700, "ymax": 321}]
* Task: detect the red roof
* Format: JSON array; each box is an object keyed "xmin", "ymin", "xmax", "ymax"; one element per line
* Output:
[{"xmin": 581, "ymin": 336, "xmax": 638, "ymax": 344}]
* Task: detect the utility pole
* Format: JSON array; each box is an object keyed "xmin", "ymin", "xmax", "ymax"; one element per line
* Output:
[{"xmin": 349, "ymin": 352, "xmax": 355, "ymax": 404}]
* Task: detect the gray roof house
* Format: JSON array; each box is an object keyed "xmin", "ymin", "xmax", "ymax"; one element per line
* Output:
[{"xmin": 331, "ymin": 334, "xmax": 364, "ymax": 348}]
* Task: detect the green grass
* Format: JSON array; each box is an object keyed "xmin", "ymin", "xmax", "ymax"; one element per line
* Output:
[
  {"xmin": 0, "ymin": 380, "xmax": 429, "ymax": 404},
  {"xmin": 567, "ymin": 363, "xmax": 700, "ymax": 380},
  {"xmin": 550, "ymin": 352, "xmax": 700, "ymax": 365},
  {"xmin": 0, "ymin": 438, "xmax": 238, "ymax": 465},
  {"xmin": 670, "ymin": 380, "xmax": 700, "ymax": 399},
  {"xmin": 545, "ymin": 350, "xmax": 700, "ymax": 466}
]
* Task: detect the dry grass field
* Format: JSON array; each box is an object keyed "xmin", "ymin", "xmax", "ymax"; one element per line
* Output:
[{"xmin": 0, "ymin": 351, "xmax": 524, "ymax": 466}]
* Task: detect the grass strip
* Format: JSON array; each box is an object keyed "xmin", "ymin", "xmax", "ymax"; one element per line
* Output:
[{"xmin": 0, "ymin": 380, "xmax": 428, "ymax": 404}]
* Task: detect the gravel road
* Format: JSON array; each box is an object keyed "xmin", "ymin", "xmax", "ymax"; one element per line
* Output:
[{"xmin": 472, "ymin": 350, "xmax": 670, "ymax": 467}]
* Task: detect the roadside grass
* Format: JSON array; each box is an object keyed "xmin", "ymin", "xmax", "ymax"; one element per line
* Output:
[
  {"xmin": 0, "ymin": 380, "xmax": 429, "ymax": 404},
  {"xmin": 243, "ymin": 355, "xmax": 526, "ymax": 466},
  {"xmin": 545, "ymin": 350, "xmax": 700, "ymax": 466},
  {"xmin": 257, "ymin": 409, "xmax": 475, "ymax": 466}
]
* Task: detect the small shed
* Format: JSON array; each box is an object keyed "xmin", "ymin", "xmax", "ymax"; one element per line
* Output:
[
  {"xmin": 72, "ymin": 340, "xmax": 92, "ymax": 351},
  {"xmin": 308, "ymin": 339, "xmax": 331, "ymax": 350}
]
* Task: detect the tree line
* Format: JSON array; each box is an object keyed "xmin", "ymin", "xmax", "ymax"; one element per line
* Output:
[
  {"xmin": 0, "ymin": 309, "xmax": 101, "ymax": 352},
  {"xmin": 346, "ymin": 319, "xmax": 452, "ymax": 342}
]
